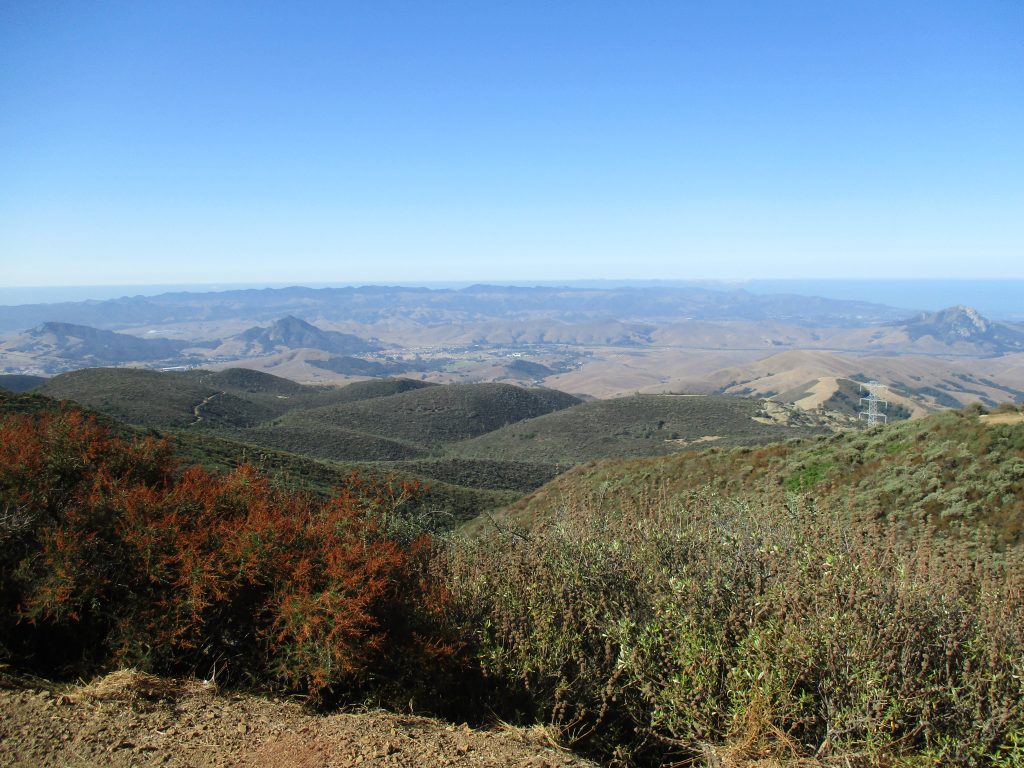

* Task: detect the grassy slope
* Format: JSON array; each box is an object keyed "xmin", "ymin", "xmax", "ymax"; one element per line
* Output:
[
  {"xmin": 450, "ymin": 394, "xmax": 825, "ymax": 463},
  {"xmin": 497, "ymin": 404, "xmax": 1024, "ymax": 551}
]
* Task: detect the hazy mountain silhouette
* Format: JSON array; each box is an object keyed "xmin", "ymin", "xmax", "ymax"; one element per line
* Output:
[{"xmin": 9, "ymin": 322, "xmax": 186, "ymax": 364}]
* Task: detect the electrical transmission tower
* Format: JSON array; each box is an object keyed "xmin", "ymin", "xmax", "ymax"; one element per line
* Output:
[{"xmin": 859, "ymin": 380, "xmax": 888, "ymax": 426}]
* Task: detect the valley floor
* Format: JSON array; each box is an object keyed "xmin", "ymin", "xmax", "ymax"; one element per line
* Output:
[{"xmin": 0, "ymin": 670, "xmax": 593, "ymax": 768}]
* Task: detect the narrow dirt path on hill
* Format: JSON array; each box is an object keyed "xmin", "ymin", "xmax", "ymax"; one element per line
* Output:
[
  {"xmin": 191, "ymin": 392, "xmax": 225, "ymax": 425},
  {"xmin": 0, "ymin": 670, "xmax": 594, "ymax": 768}
]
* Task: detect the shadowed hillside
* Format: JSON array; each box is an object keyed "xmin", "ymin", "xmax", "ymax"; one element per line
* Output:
[
  {"xmin": 0, "ymin": 374, "xmax": 47, "ymax": 392},
  {"xmin": 225, "ymin": 423, "xmax": 431, "ymax": 462}
]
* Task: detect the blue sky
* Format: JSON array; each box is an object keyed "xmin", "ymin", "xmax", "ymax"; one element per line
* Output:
[{"xmin": 1, "ymin": 1, "xmax": 1022, "ymax": 286}]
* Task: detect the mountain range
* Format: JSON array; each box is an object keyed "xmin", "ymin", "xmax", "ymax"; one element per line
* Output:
[
  {"xmin": 0, "ymin": 284, "xmax": 913, "ymax": 332},
  {"xmin": 2, "ymin": 286, "xmax": 1023, "ymax": 418}
]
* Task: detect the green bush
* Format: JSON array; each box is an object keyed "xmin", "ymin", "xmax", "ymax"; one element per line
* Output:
[{"xmin": 441, "ymin": 489, "xmax": 1024, "ymax": 766}]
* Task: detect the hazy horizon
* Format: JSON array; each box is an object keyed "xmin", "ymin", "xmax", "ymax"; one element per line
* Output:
[{"xmin": 2, "ymin": 278, "xmax": 1023, "ymax": 320}]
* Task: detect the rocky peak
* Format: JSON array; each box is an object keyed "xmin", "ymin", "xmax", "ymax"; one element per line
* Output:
[
  {"xmin": 900, "ymin": 305, "xmax": 1024, "ymax": 353},
  {"xmin": 932, "ymin": 305, "xmax": 991, "ymax": 336}
]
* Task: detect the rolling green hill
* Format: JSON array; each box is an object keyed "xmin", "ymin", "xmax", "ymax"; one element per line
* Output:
[
  {"xmin": 33, "ymin": 368, "xmax": 436, "ymax": 428},
  {"xmin": 34, "ymin": 367, "xmax": 312, "ymax": 428},
  {"xmin": 35, "ymin": 368, "xmax": 226, "ymax": 427},
  {"xmin": 294, "ymin": 376, "xmax": 435, "ymax": 404},
  {"xmin": 494, "ymin": 403, "xmax": 1024, "ymax": 551},
  {"xmin": 450, "ymin": 394, "xmax": 825, "ymax": 463},
  {"xmin": 224, "ymin": 423, "xmax": 431, "ymax": 462},
  {"xmin": 277, "ymin": 382, "xmax": 582, "ymax": 446},
  {"xmin": 186, "ymin": 367, "xmax": 306, "ymax": 395}
]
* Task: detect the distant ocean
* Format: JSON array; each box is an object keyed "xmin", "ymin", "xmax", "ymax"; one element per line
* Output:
[
  {"xmin": 736, "ymin": 280, "xmax": 1024, "ymax": 320},
  {"xmin": 0, "ymin": 279, "xmax": 1021, "ymax": 320}
]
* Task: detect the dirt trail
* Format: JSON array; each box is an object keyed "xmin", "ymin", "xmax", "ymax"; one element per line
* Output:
[
  {"xmin": 191, "ymin": 392, "xmax": 224, "ymax": 425},
  {"xmin": 0, "ymin": 670, "xmax": 594, "ymax": 768}
]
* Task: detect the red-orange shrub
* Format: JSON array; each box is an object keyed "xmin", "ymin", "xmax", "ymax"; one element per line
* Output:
[{"xmin": 0, "ymin": 408, "xmax": 453, "ymax": 699}]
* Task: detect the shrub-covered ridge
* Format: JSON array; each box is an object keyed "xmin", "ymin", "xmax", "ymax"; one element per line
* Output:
[
  {"xmin": 441, "ymin": 488, "xmax": 1024, "ymax": 765},
  {"xmin": 503, "ymin": 404, "xmax": 1024, "ymax": 552}
]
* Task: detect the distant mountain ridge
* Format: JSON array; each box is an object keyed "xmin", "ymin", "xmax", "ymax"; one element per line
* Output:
[
  {"xmin": 0, "ymin": 284, "xmax": 913, "ymax": 332},
  {"xmin": 9, "ymin": 322, "xmax": 186, "ymax": 364}
]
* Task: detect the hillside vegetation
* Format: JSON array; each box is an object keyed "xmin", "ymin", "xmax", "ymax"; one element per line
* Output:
[
  {"xmin": 4, "ymin": 401, "xmax": 1021, "ymax": 766},
  {"xmin": 277, "ymin": 382, "xmax": 581, "ymax": 445},
  {"xmin": 0, "ymin": 409, "xmax": 447, "ymax": 701},
  {"xmin": 0, "ymin": 390, "xmax": 515, "ymax": 526},
  {"xmin": 2, "ymin": 388, "xmax": 1022, "ymax": 766},
  {"xmin": 444, "ymin": 481, "xmax": 1023, "ymax": 766},
  {"xmin": 386, "ymin": 457, "xmax": 563, "ymax": 493},
  {"xmin": 501, "ymin": 403, "xmax": 1024, "ymax": 551},
  {"xmin": 23, "ymin": 368, "xmax": 843, "ymax": 529},
  {"xmin": 35, "ymin": 368, "xmax": 433, "ymax": 428},
  {"xmin": 451, "ymin": 394, "xmax": 825, "ymax": 463},
  {"xmin": 0, "ymin": 374, "xmax": 47, "ymax": 393},
  {"xmin": 440, "ymin": 404, "xmax": 1024, "ymax": 765}
]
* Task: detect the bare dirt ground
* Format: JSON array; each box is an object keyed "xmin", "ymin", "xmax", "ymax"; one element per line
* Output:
[
  {"xmin": 0, "ymin": 670, "xmax": 596, "ymax": 768},
  {"xmin": 980, "ymin": 411, "xmax": 1024, "ymax": 426}
]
